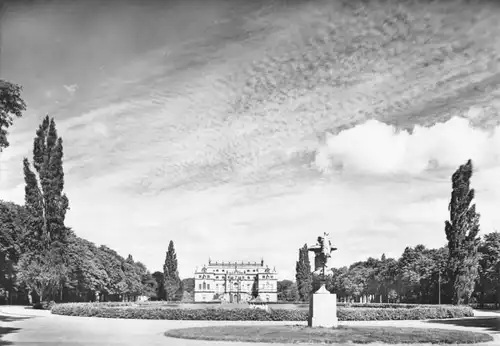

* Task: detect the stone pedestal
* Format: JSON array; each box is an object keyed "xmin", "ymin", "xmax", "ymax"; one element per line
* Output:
[{"xmin": 308, "ymin": 284, "xmax": 338, "ymax": 328}]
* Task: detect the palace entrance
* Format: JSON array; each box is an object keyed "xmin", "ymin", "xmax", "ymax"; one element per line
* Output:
[{"xmin": 230, "ymin": 293, "xmax": 240, "ymax": 303}]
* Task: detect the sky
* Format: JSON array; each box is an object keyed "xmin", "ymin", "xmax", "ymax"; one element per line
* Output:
[{"xmin": 2, "ymin": 0, "xmax": 500, "ymax": 280}]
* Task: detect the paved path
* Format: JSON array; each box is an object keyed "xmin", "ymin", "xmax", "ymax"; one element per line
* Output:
[{"xmin": 0, "ymin": 306, "xmax": 499, "ymax": 345}]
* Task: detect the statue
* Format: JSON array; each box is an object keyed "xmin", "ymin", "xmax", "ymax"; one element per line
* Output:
[
  {"xmin": 307, "ymin": 232, "xmax": 339, "ymax": 328},
  {"xmin": 308, "ymin": 232, "xmax": 337, "ymax": 280}
]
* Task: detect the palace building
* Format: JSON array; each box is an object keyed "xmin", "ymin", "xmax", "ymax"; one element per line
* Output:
[{"xmin": 194, "ymin": 259, "xmax": 278, "ymax": 303}]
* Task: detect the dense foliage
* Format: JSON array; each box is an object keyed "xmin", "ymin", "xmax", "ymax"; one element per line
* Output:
[
  {"xmin": 51, "ymin": 302, "xmax": 473, "ymax": 320},
  {"xmin": 277, "ymin": 280, "xmax": 299, "ymax": 302},
  {"xmin": 315, "ymin": 237, "xmax": 500, "ymax": 307},
  {"xmin": 0, "ymin": 79, "xmax": 26, "ymax": 151}
]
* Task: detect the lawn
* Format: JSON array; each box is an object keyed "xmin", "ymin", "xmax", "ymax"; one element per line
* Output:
[{"xmin": 165, "ymin": 325, "xmax": 494, "ymax": 344}]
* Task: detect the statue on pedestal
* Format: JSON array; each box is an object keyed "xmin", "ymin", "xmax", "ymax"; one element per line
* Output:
[
  {"xmin": 308, "ymin": 232, "xmax": 338, "ymax": 281},
  {"xmin": 307, "ymin": 232, "xmax": 339, "ymax": 328}
]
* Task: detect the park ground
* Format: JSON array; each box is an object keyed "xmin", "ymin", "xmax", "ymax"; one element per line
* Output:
[{"xmin": 0, "ymin": 306, "xmax": 499, "ymax": 346}]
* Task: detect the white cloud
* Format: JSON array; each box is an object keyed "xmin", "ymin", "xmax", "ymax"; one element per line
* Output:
[{"xmin": 315, "ymin": 116, "xmax": 500, "ymax": 176}]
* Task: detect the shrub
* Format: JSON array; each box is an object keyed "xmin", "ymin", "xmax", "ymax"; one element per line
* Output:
[
  {"xmin": 337, "ymin": 303, "xmax": 447, "ymax": 309},
  {"xmin": 469, "ymin": 303, "xmax": 499, "ymax": 310},
  {"xmin": 52, "ymin": 303, "xmax": 473, "ymax": 321},
  {"xmin": 337, "ymin": 306, "xmax": 473, "ymax": 321},
  {"xmin": 33, "ymin": 300, "xmax": 55, "ymax": 310}
]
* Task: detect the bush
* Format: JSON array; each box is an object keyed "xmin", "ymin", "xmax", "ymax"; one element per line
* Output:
[
  {"xmin": 469, "ymin": 303, "xmax": 499, "ymax": 310},
  {"xmin": 52, "ymin": 303, "xmax": 473, "ymax": 321},
  {"xmin": 337, "ymin": 303, "xmax": 447, "ymax": 309},
  {"xmin": 33, "ymin": 300, "xmax": 55, "ymax": 310},
  {"xmin": 337, "ymin": 306, "xmax": 473, "ymax": 321}
]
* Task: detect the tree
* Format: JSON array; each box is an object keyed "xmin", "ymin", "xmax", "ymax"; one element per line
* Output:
[
  {"xmin": 163, "ymin": 240, "xmax": 181, "ymax": 301},
  {"xmin": 152, "ymin": 271, "xmax": 165, "ymax": 300},
  {"xmin": 0, "ymin": 80, "xmax": 26, "ymax": 151},
  {"xmin": 251, "ymin": 276, "xmax": 259, "ymax": 299},
  {"xmin": 96, "ymin": 246, "xmax": 127, "ymax": 301},
  {"xmin": 295, "ymin": 244, "xmax": 312, "ymax": 302},
  {"xmin": 135, "ymin": 262, "xmax": 157, "ymax": 299},
  {"xmin": 344, "ymin": 262, "xmax": 369, "ymax": 302},
  {"xmin": 17, "ymin": 116, "xmax": 71, "ymax": 302},
  {"xmin": 122, "ymin": 255, "xmax": 142, "ymax": 301},
  {"xmin": 277, "ymin": 280, "xmax": 299, "ymax": 302},
  {"xmin": 0, "ymin": 201, "xmax": 27, "ymax": 303},
  {"xmin": 445, "ymin": 159, "xmax": 481, "ymax": 305},
  {"xmin": 180, "ymin": 278, "xmax": 194, "ymax": 302},
  {"xmin": 16, "ymin": 252, "xmax": 61, "ymax": 302},
  {"xmin": 477, "ymin": 232, "xmax": 500, "ymax": 307},
  {"xmin": 22, "ymin": 116, "xmax": 70, "ymax": 250},
  {"xmin": 376, "ymin": 255, "xmax": 398, "ymax": 303},
  {"xmin": 65, "ymin": 236, "xmax": 108, "ymax": 302},
  {"xmin": 328, "ymin": 267, "xmax": 348, "ymax": 298}
]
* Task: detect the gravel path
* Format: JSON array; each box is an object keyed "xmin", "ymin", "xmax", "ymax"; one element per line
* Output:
[{"xmin": 0, "ymin": 306, "xmax": 498, "ymax": 346}]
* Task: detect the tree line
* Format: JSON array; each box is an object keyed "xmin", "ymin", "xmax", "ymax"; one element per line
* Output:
[
  {"xmin": 293, "ymin": 160, "xmax": 499, "ymax": 306},
  {"xmin": 0, "ymin": 80, "xmax": 190, "ymax": 304}
]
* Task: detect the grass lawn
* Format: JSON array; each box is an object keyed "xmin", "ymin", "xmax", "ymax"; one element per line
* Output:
[{"xmin": 165, "ymin": 325, "xmax": 494, "ymax": 344}]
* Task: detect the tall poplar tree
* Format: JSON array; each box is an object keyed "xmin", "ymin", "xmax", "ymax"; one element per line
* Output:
[
  {"xmin": 17, "ymin": 116, "xmax": 70, "ymax": 302},
  {"xmin": 295, "ymin": 244, "xmax": 312, "ymax": 302},
  {"xmin": 445, "ymin": 159, "xmax": 481, "ymax": 305},
  {"xmin": 22, "ymin": 116, "xmax": 69, "ymax": 250},
  {"xmin": 163, "ymin": 240, "xmax": 181, "ymax": 301}
]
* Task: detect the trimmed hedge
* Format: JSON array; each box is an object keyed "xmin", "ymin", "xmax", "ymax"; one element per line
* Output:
[
  {"xmin": 337, "ymin": 303, "xmax": 448, "ymax": 309},
  {"xmin": 469, "ymin": 303, "xmax": 500, "ymax": 310},
  {"xmin": 82, "ymin": 301, "xmax": 220, "ymax": 307},
  {"xmin": 51, "ymin": 303, "xmax": 474, "ymax": 321}
]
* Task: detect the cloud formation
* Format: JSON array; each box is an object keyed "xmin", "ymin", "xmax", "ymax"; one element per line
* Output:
[{"xmin": 315, "ymin": 115, "xmax": 500, "ymax": 176}]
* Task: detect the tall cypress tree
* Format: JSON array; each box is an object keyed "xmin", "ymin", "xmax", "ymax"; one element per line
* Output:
[
  {"xmin": 163, "ymin": 240, "xmax": 180, "ymax": 301},
  {"xmin": 295, "ymin": 244, "xmax": 312, "ymax": 302},
  {"xmin": 445, "ymin": 159, "xmax": 481, "ymax": 305}
]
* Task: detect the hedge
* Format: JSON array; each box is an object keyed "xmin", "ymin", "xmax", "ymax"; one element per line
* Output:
[
  {"xmin": 337, "ymin": 303, "xmax": 447, "ymax": 309},
  {"xmin": 468, "ymin": 303, "xmax": 500, "ymax": 310},
  {"xmin": 51, "ymin": 303, "xmax": 473, "ymax": 321}
]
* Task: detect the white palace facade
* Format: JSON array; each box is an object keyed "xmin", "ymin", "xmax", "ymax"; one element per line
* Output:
[{"xmin": 194, "ymin": 259, "xmax": 278, "ymax": 303}]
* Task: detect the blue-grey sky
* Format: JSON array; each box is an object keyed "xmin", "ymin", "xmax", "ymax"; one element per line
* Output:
[{"xmin": 2, "ymin": 0, "xmax": 500, "ymax": 279}]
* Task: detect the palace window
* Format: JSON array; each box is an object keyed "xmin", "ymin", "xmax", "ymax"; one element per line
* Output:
[
  {"xmin": 203, "ymin": 282, "xmax": 206, "ymax": 290},
  {"xmin": 199, "ymin": 284, "xmax": 201, "ymax": 290},
  {"xmin": 208, "ymin": 284, "xmax": 210, "ymax": 290}
]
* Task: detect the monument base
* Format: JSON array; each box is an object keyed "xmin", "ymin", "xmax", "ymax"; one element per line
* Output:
[{"xmin": 308, "ymin": 284, "xmax": 338, "ymax": 328}]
